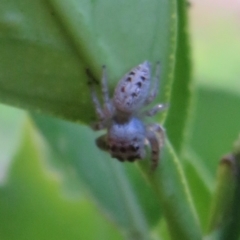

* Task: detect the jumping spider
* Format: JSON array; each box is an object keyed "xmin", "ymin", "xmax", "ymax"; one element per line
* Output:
[{"xmin": 87, "ymin": 61, "xmax": 167, "ymax": 170}]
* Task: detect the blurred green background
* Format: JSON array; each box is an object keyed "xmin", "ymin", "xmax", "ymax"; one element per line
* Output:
[{"xmin": 0, "ymin": 0, "xmax": 240, "ymax": 239}]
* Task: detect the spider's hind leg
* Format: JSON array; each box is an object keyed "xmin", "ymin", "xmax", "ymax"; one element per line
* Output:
[{"xmin": 146, "ymin": 123, "xmax": 165, "ymax": 171}]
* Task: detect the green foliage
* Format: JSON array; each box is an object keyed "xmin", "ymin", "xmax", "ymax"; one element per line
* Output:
[
  {"xmin": 165, "ymin": 0, "xmax": 192, "ymax": 153},
  {"xmin": 0, "ymin": 119, "xmax": 123, "ymax": 240},
  {"xmin": 0, "ymin": 0, "xmax": 175, "ymax": 122},
  {"xmin": 0, "ymin": 0, "xmax": 240, "ymax": 240}
]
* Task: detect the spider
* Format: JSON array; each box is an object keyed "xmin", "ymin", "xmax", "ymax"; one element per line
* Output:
[{"xmin": 87, "ymin": 61, "xmax": 167, "ymax": 170}]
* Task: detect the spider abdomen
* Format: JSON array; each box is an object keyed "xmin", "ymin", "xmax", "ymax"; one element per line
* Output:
[{"xmin": 113, "ymin": 61, "xmax": 151, "ymax": 113}]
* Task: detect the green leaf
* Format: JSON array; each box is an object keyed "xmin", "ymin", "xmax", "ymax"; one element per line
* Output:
[
  {"xmin": 213, "ymin": 138, "xmax": 240, "ymax": 240},
  {"xmin": 189, "ymin": 87, "xmax": 240, "ymax": 176},
  {"xmin": 0, "ymin": 104, "xmax": 26, "ymax": 184},
  {"xmin": 0, "ymin": 1, "xmax": 202, "ymax": 239},
  {"xmin": 139, "ymin": 140, "xmax": 202, "ymax": 240},
  {"xmin": 204, "ymin": 136, "xmax": 240, "ymax": 240},
  {"xmin": 207, "ymin": 154, "xmax": 237, "ymax": 237},
  {"xmin": 0, "ymin": 119, "xmax": 123, "ymax": 240},
  {"xmin": 32, "ymin": 112, "xmax": 203, "ymax": 240},
  {"xmin": 184, "ymin": 86, "xmax": 240, "ymax": 235},
  {"xmin": 0, "ymin": 0, "xmax": 176, "ymax": 122},
  {"xmin": 183, "ymin": 148, "xmax": 213, "ymax": 232},
  {"xmin": 165, "ymin": 0, "xmax": 192, "ymax": 153},
  {"xmin": 32, "ymin": 113, "xmax": 159, "ymax": 239}
]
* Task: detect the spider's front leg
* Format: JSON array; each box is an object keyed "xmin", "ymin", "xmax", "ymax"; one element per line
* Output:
[
  {"xmin": 86, "ymin": 65, "xmax": 114, "ymax": 130},
  {"xmin": 146, "ymin": 123, "xmax": 165, "ymax": 170}
]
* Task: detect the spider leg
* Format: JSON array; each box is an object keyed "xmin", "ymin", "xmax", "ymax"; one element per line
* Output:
[
  {"xmin": 101, "ymin": 65, "xmax": 110, "ymax": 104},
  {"xmin": 86, "ymin": 66, "xmax": 114, "ymax": 122},
  {"xmin": 101, "ymin": 65, "xmax": 114, "ymax": 118},
  {"xmin": 142, "ymin": 103, "xmax": 169, "ymax": 117},
  {"xmin": 95, "ymin": 134, "xmax": 109, "ymax": 151},
  {"xmin": 86, "ymin": 68, "xmax": 105, "ymax": 120},
  {"xmin": 144, "ymin": 61, "xmax": 161, "ymax": 105},
  {"xmin": 146, "ymin": 123, "xmax": 165, "ymax": 170}
]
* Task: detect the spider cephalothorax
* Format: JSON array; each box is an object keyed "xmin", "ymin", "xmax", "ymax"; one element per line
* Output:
[{"xmin": 87, "ymin": 61, "xmax": 167, "ymax": 170}]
